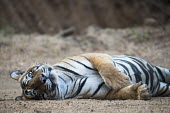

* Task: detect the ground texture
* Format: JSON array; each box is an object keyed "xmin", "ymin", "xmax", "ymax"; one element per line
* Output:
[{"xmin": 0, "ymin": 25, "xmax": 170, "ymax": 113}]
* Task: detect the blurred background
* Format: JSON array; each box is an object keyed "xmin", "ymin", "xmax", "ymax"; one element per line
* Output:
[{"xmin": 0, "ymin": 0, "xmax": 170, "ymax": 34}]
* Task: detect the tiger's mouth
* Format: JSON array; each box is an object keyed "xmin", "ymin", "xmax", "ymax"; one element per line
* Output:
[{"xmin": 21, "ymin": 88, "xmax": 46, "ymax": 100}]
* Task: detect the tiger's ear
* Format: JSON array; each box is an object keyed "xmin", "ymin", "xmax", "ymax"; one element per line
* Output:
[{"xmin": 10, "ymin": 70, "xmax": 25, "ymax": 81}]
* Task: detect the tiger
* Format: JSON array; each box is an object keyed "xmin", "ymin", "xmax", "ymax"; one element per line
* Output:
[{"xmin": 10, "ymin": 53, "xmax": 170, "ymax": 100}]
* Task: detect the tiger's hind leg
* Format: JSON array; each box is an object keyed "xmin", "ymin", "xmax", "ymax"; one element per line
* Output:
[
  {"xmin": 155, "ymin": 66, "xmax": 170, "ymax": 84},
  {"xmin": 154, "ymin": 82, "xmax": 170, "ymax": 97},
  {"xmin": 107, "ymin": 82, "xmax": 151, "ymax": 100},
  {"xmin": 83, "ymin": 53, "xmax": 131, "ymax": 91}
]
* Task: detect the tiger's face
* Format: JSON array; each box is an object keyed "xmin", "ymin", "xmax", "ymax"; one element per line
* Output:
[{"xmin": 10, "ymin": 64, "xmax": 53, "ymax": 100}]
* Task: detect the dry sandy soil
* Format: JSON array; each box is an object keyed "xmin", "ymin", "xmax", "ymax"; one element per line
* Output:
[{"xmin": 0, "ymin": 25, "xmax": 170, "ymax": 113}]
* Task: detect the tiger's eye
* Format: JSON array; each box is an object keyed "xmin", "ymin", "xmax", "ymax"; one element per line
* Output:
[{"xmin": 28, "ymin": 72, "xmax": 33, "ymax": 78}]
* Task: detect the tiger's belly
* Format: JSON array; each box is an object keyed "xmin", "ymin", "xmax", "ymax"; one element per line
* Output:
[
  {"xmin": 53, "ymin": 72, "xmax": 111, "ymax": 100},
  {"xmin": 69, "ymin": 76, "xmax": 110, "ymax": 99},
  {"xmin": 52, "ymin": 56, "xmax": 112, "ymax": 99}
]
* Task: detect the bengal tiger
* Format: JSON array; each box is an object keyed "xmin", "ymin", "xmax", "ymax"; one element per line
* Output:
[{"xmin": 10, "ymin": 53, "xmax": 170, "ymax": 100}]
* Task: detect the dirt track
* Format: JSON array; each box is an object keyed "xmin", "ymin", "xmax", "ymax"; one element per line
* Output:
[
  {"xmin": 1, "ymin": 98, "xmax": 170, "ymax": 113},
  {"xmin": 0, "ymin": 25, "xmax": 170, "ymax": 113}
]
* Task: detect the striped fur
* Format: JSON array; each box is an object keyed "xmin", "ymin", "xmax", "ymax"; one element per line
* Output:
[{"xmin": 10, "ymin": 54, "xmax": 170, "ymax": 100}]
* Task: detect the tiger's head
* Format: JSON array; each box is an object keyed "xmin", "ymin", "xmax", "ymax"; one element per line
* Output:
[{"xmin": 10, "ymin": 64, "xmax": 54, "ymax": 100}]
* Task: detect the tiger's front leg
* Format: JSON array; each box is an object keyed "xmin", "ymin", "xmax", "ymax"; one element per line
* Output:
[
  {"xmin": 83, "ymin": 53, "xmax": 131, "ymax": 91},
  {"xmin": 107, "ymin": 82, "xmax": 151, "ymax": 100}
]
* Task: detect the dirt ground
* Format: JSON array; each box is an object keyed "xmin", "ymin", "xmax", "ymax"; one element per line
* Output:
[{"xmin": 0, "ymin": 25, "xmax": 170, "ymax": 113}]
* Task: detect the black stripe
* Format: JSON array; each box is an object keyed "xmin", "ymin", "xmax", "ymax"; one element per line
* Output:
[
  {"xmin": 42, "ymin": 67, "xmax": 45, "ymax": 73},
  {"xmin": 146, "ymin": 63, "xmax": 154, "ymax": 93},
  {"xmin": 131, "ymin": 59, "xmax": 150, "ymax": 85},
  {"xmin": 71, "ymin": 79, "xmax": 79, "ymax": 93},
  {"xmin": 42, "ymin": 94, "xmax": 46, "ymax": 100},
  {"xmin": 54, "ymin": 65, "xmax": 82, "ymax": 76},
  {"xmin": 155, "ymin": 82, "xmax": 161, "ymax": 96},
  {"xmin": 56, "ymin": 85, "xmax": 60, "ymax": 98},
  {"xmin": 119, "ymin": 59, "xmax": 142, "ymax": 82},
  {"xmin": 155, "ymin": 67, "xmax": 165, "ymax": 82},
  {"xmin": 151, "ymin": 70, "xmax": 160, "ymax": 94},
  {"xmin": 52, "ymin": 84, "xmax": 56, "ymax": 90},
  {"xmin": 158, "ymin": 85, "xmax": 165, "ymax": 94},
  {"xmin": 157, "ymin": 85, "xmax": 169, "ymax": 96},
  {"xmin": 62, "ymin": 61, "xmax": 76, "ymax": 68},
  {"xmin": 104, "ymin": 89, "xmax": 112, "ymax": 99},
  {"xmin": 82, "ymin": 89, "xmax": 91, "ymax": 98},
  {"xmin": 21, "ymin": 81, "xmax": 25, "ymax": 88},
  {"xmin": 127, "ymin": 56, "xmax": 146, "ymax": 68},
  {"xmin": 63, "ymin": 73, "xmax": 74, "ymax": 82},
  {"xmin": 112, "ymin": 61, "xmax": 116, "ymax": 67},
  {"xmin": 64, "ymin": 85, "xmax": 69, "ymax": 98},
  {"xmin": 116, "ymin": 63, "xmax": 132, "ymax": 80},
  {"xmin": 74, "ymin": 78, "xmax": 88, "ymax": 97},
  {"xmin": 58, "ymin": 76, "xmax": 67, "ymax": 83},
  {"xmin": 91, "ymin": 82, "xmax": 105, "ymax": 97},
  {"xmin": 68, "ymin": 58, "xmax": 96, "ymax": 71},
  {"xmin": 153, "ymin": 80, "xmax": 160, "ymax": 96}
]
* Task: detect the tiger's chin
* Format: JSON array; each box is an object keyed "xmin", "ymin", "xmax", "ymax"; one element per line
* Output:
[{"xmin": 15, "ymin": 96, "xmax": 42, "ymax": 101}]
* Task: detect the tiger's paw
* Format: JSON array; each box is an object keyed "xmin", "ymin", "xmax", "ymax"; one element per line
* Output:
[
  {"xmin": 131, "ymin": 82, "xmax": 151, "ymax": 100},
  {"xmin": 137, "ymin": 83, "xmax": 151, "ymax": 100}
]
